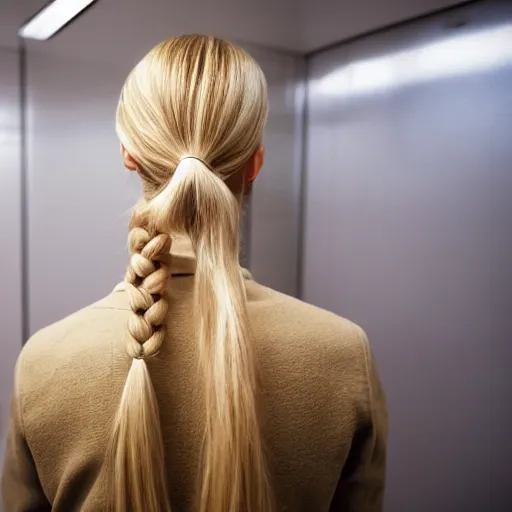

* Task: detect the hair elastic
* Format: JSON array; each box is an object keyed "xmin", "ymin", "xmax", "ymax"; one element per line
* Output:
[{"xmin": 178, "ymin": 155, "xmax": 213, "ymax": 172}]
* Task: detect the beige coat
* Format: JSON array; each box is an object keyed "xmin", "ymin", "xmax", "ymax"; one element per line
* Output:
[{"xmin": 2, "ymin": 237, "xmax": 387, "ymax": 511}]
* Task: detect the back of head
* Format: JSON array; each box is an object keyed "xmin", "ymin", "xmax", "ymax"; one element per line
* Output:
[
  {"xmin": 107, "ymin": 35, "xmax": 272, "ymax": 512},
  {"xmin": 118, "ymin": 34, "xmax": 268, "ymax": 196}
]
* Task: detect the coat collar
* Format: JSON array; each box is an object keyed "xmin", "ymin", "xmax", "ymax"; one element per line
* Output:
[
  {"xmin": 170, "ymin": 234, "xmax": 197, "ymax": 276},
  {"xmin": 113, "ymin": 234, "xmax": 251, "ymax": 292}
]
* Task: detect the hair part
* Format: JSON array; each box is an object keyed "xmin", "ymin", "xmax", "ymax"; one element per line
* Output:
[{"xmin": 107, "ymin": 35, "xmax": 272, "ymax": 512}]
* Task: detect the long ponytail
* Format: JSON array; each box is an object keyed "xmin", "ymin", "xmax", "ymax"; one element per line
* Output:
[
  {"xmin": 111, "ymin": 34, "xmax": 272, "ymax": 512},
  {"xmin": 152, "ymin": 157, "xmax": 273, "ymax": 512}
]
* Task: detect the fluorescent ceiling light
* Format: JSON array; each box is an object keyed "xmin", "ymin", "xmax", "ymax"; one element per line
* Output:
[
  {"xmin": 18, "ymin": 0, "xmax": 97, "ymax": 41},
  {"xmin": 312, "ymin": 24, "xmax": 512, "ymax": 99}
]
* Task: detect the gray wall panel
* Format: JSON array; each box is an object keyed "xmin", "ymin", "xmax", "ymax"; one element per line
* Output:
[
  {"xmin": 26, "ymin": 52, "xmax": 140, "ymax": 334},
  {"xmin": 246, "ymin": 46, "xmax": 305, "ymax": 297},
  {"xmin": 0, "ymin": 47, "xmax": 22, "ymax": 470},
  {"xmin": 304, "ymin": 1, "xmax": 512, "ymax": 511}
]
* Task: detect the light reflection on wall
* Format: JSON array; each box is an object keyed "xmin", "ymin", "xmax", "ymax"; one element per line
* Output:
[
  {"xmin": 0, "ymin": 106, "xmax": 19, "ymax": 145},
  {"xmin": 312, "ymin": 24, "xmax": 512, "ymax": 98}
]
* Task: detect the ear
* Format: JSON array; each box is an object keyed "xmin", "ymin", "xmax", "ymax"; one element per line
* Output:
[
  {"xmin": 245, "ymin": 146, "xmax": 264, "ymax": 185},
  {"xmin": 120, "ymin": 144, "xmax": 138, "ymax": 171}
]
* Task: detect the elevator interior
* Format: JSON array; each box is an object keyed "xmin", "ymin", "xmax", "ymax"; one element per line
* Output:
[{"xmin": 0, "ymin": 0, "xmax": 511, "ymax": 510}]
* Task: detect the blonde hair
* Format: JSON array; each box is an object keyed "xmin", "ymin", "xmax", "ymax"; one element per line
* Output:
[{"xmin": 107, "ymin": 35, "xmax": 272, "ymax": 512}]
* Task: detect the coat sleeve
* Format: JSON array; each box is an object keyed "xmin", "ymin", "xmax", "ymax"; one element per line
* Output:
[
  {"xmin": 1, "ymin": 357, "xmax": 51, "ymax": 512},
  {"xmin": 329, "ymin": 330, "xmax": 388, "ymax": 512}
]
